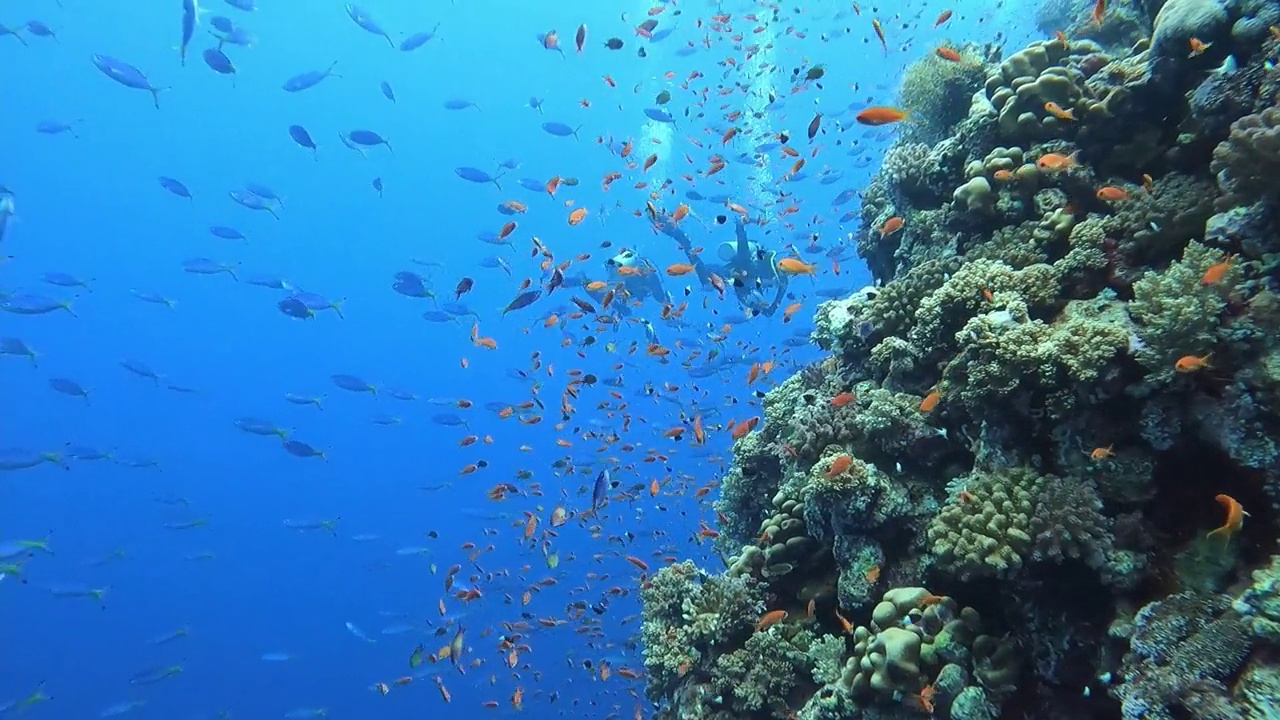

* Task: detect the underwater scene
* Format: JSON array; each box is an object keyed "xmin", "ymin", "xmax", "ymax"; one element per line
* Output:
[{"xmin": 2, "ymin": 0, "xmax": 1280, "ymax": 718}]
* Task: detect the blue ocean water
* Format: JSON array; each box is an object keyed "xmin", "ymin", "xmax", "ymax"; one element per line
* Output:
[{"xmin": 0, "ymin": 1, "xmax": 1037, "ymax": 717}]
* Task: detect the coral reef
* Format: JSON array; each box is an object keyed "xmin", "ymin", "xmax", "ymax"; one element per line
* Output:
[{"xmin": 642, "ymin": 3, "xmax": 1280, "ymax": 718}]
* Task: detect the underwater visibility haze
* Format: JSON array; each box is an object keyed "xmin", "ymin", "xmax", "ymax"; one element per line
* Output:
[{"xmin": 4, "ymin": 0, "xmax": 1280, "ymax": 718}]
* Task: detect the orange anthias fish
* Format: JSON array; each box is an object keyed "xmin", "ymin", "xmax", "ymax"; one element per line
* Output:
[
  {"xmin": 825, "ymin": 454, "xmax": 853, "ymax": 479},
  {"xmin": 936, "ymin": 47, "xmax": 964, "ymax": 63},
  {"xmin": 934, "ymin": 9, "xmax": 953, "ymax": 26},
  {"xmin": 1174, "ymin": 353, "xmax": 1212, "ymax": 373},
  {"xmin": 1201, "ymin": 254, "xmax": 1234, "ymax": 286},
  {"xmin": 1206, "ymin": 494, "xmax": 1247, "ymax": 543},
  {"xmin": 1092, "ymin": 0, "xmax": 1106, "ymax": 25},
  {"xmin": 776, "ymin": 258, "xmax": 816, "ymax": 275},
  {"xmin": 856, "ymin": 107, "xmax": 908, "ymax": 126},
  {"xmin": 756, "ymin": 609, "xmax": 788, "ymax": 630}
]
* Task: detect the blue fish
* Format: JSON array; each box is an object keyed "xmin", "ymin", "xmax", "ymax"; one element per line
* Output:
[
  {"xmin": 203, "ymin": 48, "xmax": 236, "ymax": 77},
  {"xmin": 277, "ymin": 296, "xmax": 313, "ymax": 319},
  {"xmin": 541, "ymin": 122, "xmax": 579, "ymax": 139},
  {"xmin": 399, "ymin": 25, "xmax": 440, "ymax": 52},
  {"xmin": 287, "ymin": 125, "xmax": 317, "ymax": 155},
  {"xmin": 380, "ymin": 81, "xmax": 395, "ymax": 102},
  {"xmin": 182, "ymin": 257, "xmax": 238, "ymax": 279},
  {"xmin": 158, "ymin": 176, "xmax": 192, "ymax": 198},
  {"xmin": 527, "ymin": 96, "xmax": 544, "ymax": 113},
  {"xmin": 290, "ymin": 291, "xmax": 344, "ymax": 316},
  {"xmin": 209, "ymin": 224, "xmax": 244, "ymax": 240},
  {"xmin": 455, "ymin": 167, "xmax": 501, "ymax": 189},
  {"xmin": 392, "ymin": 271, "xmax": 433, "ymax": 299},
  {"xmin": 643, "ymin": 108, "xmax": 675, "ymax": 124},
  {"xmin": 331, "ymin": 374, "xmax": 375, "ymax": 394},
  {"xmin": 282, "ymin": 62, "xmax": 339, "ymax": 92},
  {"xmin": 36, "ymin": 120, "xmax": 77, "ymax": 138},
  {"xmin": 0, "ymin": 294, "xmax": 74, "ymax": 316},
  {"xmin": 180, "ymin": 0, "xmax": 198, "ymax": 65},
  {"xmin": 591, "ymin": 469, "xmax": 610, "ymax": 514},
  {"xmin": 0, "ymin": 195, "xmax": 14, "ymax": 243},
  {"xmin": 517, "ymin": 178, "xmax": 545, "ymax": 192},
  {"xmin": 229, "ymin": 190, "xmax": 278, "ymax": 218},
  {"xmin": 42, "ymin": 272, "xmax": 90, "ymax": 289},
  {"xmin": 443, "ymin": 99, "xmax": 480, "ymax": 111},
  {"xmin": 347, "ymin": 129, "xmax": 392, "ymax": 152},
  {"xmin": 91, "ymin": 54, "xmax": 166, "ymax": 108},
  {"xmin": 210, "ymin": 15, "xmax": 235, "ymax": 34},
  {"xmin": 345, "ymin": 4, "xmax": 394, "ymax": 46},
  {"xmin": 224, "ymin": 0, "xmax": 256, "ymax": 10}
]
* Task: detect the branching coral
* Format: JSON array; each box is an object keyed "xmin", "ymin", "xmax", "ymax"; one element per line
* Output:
[
  {"xmin": 928, "ymin": 465, "xmax": 1115, "ymax": 581},
  {"xmin": 1127, "ymin": 240, "xmax": 1236, "ymax": 375},
  {"xmin": 641, "ymin": 561, "xmax": 764, "ymax": 700}
]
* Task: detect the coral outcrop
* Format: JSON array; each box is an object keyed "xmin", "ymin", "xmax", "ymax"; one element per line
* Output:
[{"xmin": 641, "ymin": 1, "xmax": 1280, "ymax": 717}]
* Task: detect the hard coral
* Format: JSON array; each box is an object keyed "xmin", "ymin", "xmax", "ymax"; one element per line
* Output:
[
  {"xmin": 1211, "ymin": 104, "xmax": 1280, "ymax": 210},
  {"xmin": 640, "ymin": 561, "xmax": 764, "ymax": 701},
  {"xmin": 982, "ymin": 39, "xmax": 1114, "ymax": 141}
]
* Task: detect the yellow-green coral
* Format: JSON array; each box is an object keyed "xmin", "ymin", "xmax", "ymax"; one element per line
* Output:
[
  {"xmin": 947, "ymin": 293, "xmax": 1130, "ymax": 415},
  {"xmin": 981, "ymin": 39, "xmax": 1113, "ymax": 140},
  {"xmin": 927, "ymin": 467, "xmax": 1040, "ymax": 580},
  {"xmin": 1128, "ymin": 240, "xmax": 1237, "ymax": 374},
  {"xmin": 640, "ymin": 561, "xmax": 764, "ymax": 699}
]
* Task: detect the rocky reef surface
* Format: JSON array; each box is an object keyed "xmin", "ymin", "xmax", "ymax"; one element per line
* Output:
[{"xmin": 640, "ymin": 0, "xmax": 1280, "ymax": 718}]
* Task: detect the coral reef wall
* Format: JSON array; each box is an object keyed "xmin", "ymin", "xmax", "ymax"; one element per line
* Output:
[{"xmin": 641, "ymin": 1, "xmax": 1280, "ymax": 718}]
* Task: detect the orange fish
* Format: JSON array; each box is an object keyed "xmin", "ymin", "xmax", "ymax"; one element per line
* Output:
[
  {"xmin": 880, "ymin": 216, "xmax": 904, "ymax": 236},
  {"xmin": 756, "ymin": 609, "xmax": 788, "ymax": 631},
  {"xmin": 1175, "ymin": 353, "xmax": 1212, "ymax": 373},
  {"xmin": 1188, "ymin": 37, "xmax": 1212, "ymax": 57},
  {"xmin": 568, "ymin": 208, "xmax": 588, "ymax": 226},
  {"xmin": 1092, "ymin": 0, "xmax": 1106, "ymax": 25},
  {"xmin": 856, "ymin": 107, "xmax": 907, "ymax": 126},
  {"xmin": 935, "ymin": 47, "xmax": 963, "ymax": 63},
  {"xmin": 825, "ymin": 454, "xmax": 853, "ymax": 479},
  {"xmin": 934, "ymin": 9, "xmax": 953, "ymax": 26},
  {"xmin": 666, "ymin": 263, "xmax": 695, "ymax": 276},
  {"xmin": 776, "ymin": 258, "xmax": 816, "ymax": 275},
  {"xmin": 1206, "ymin": 493, "xmax": 1247, "ymax": 542},
  {"xmin": 1044, "ymin": 101, "xmax": 1075, "ymax": 121},
  {"xmin": 920, "ymin": 389, "xmax": 942, "ymax": 413},
  {"xmin": 1201, "ymin": 255, "xmax": 1234, "ymax": 286},
  {"xmin": 831, "ymin": 392, "xmax": 857, "ymax": 408},
  {"xmin": 1036, "ymin": 152, "xmax": 1078, "ymax": 172},
  {"xmin": 1096, "ymin": 186, "xmax": 1128, "ymax": 201},
  {"xmin": 1090, "ymin": 445, "xmax": 1115, "ymax": 461},
  {"xmin": 865, "ymin": 564, "xmax": 881, "ymax": 583}
]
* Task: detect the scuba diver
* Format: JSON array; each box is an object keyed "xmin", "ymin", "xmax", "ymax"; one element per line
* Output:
[
  {"xmin": 654, "ymin": 211, "xmax": 789, "ymax": 317},
  {"xmin": 602, "ymin": 246, "xmax": 670, "ymax": 307}
]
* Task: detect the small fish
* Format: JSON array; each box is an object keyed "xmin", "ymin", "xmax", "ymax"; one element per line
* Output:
[
  {"xmin": 345, "ymin": 4, "xmax": 395, "ymax": 46},
  {"xmin": 400, "ymin": 25, "xmax": 441, "ymax": 52},
  {"xmin": 180, "ymin": 0, "xmax": 199, "ymax": 65},
  {"xmin": 282, "ymin": 62, "xmax": 339, "ymax": 92},
  {"xmin": 591, "ymin": 468, "xmax": 609, "ymax": 513},
  {"xmin": 502, "ymin": 289, "xmax": 542, "ymax": 316},
  {"xmin": 92, "ymin": 54, "xmax": 167, "ymax": 108}
]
